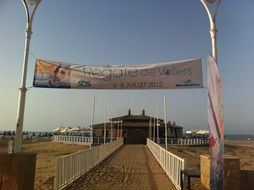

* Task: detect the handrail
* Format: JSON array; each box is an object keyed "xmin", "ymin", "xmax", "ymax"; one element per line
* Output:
[
  {"xmin": 156, "ymin": 137, "xmax": 208, "ymax": 146},
  {"xmin": 53, "ymin": 135, "xmax": 117, "ymax": 145},
  {"xmin": 146, "ymin": 138, "xmax": 185, "ymax": 190},
  {"xmin": 54, "ymin": 138, "xmax": 123, "ymax": 190}
]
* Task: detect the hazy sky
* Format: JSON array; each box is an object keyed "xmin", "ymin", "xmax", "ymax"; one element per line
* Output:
[{"xmin": 0, "ymin": 0, "xmax": 254, "ymax": 134}]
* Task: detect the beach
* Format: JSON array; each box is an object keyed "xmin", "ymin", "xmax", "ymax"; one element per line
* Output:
[
  {"xmin": 0, "ymin": 138, "xmax": 89, "ymax": 190},
  {"xmin": 166, "ymin": 140, "xmax": 254, "ymax": 189},
  {"xmin": 1, "ymin": 139, "xmax": 254, "ymax": 189}
]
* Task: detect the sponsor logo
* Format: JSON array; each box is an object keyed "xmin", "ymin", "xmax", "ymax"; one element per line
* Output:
[
  {"xmin": 77, "ymin": 80, "xmax": 91, "ymax": 87},
  {"xmin": 175, "ymin": 79, "xmax": 200, "ymax": 87}
]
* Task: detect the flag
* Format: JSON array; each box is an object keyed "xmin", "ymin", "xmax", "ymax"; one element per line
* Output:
[{"xmin": 208, "ymin": 55, "xmax": 224, "ymax": 189}]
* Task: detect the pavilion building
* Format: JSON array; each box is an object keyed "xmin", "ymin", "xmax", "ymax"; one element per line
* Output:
[{"xmin": 93, "ymin": 109, "xmax": 183, "ymax": 144}]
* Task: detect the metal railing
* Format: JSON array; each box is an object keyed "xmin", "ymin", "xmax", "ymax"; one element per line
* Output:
[
  {"xmin": 53, "ymin": 135, "xmax": 118, "ymax": 145},
  {"xmin": 93, "ymin": 137, "xmax": 116, "ymax": 144},
  {"xmin": 54, "ymin": 138, "xmax": 123, "ymax": 190},
  {"xmin": 155, "ymin": 138, "xmax": 208, "ymax": 146},
  {"xmin": 53, "ymin": 135, "xmax": 93, "ymax": 145},
  {"xmin": 147, "ymin": 138, "xmax": 185, "ymax": 190}
]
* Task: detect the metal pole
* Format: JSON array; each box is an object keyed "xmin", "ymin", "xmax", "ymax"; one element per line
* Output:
[
  {"xmin": 163, "ymin": 96, "xmax": 168, "ymax": 150},
  {"xmin": 14, "ymin": 0, "xmax": 41, "ymax": 153},
  {"xmin": 104, "ymin": 108, "xmax": 106, "ymax": 144},
  {"xmin": 200, "ymin": 0, "xmax": 221, "ymax": 63},
  {"xmin": 110, "ymin": 114, "xmax": 113, "ymax": 142},
  {"xmin": 153, "ymin": 117, "xmax": 155, "ymax": 141},
  {"xmin": 90, "ymin": 95, "xmax": 95, "ymax": 146},
  {"xmin": 117, "ymin": 118, "xmax": 119, "ymax": 140},
  {"xmin": 149, "ymin": 118, "xmax": 152, "ymax": 139},
  {"xmin": 121, "ymin": 120, "xmax": 123, "ymax": 138},
  {"xmin": 156, "ymin": 106, "xmax": 159, "ymax": 143},
  {"xmin": 200, "ymin": 1, "xmax": 222, "ymax": 189}
]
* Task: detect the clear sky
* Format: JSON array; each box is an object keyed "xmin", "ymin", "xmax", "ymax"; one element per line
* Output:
[{"xmin": 0, "ymin": 0, "xmax": 253, "ymax": 134}]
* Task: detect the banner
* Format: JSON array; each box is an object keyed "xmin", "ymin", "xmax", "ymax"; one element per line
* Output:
[
  {"xmin": 208, "ymin": 55, "xmax": 224, "ymax": 189},
  {"xmin": 33, "ymin": 58, "xmax": 203, "ymax": 89}
]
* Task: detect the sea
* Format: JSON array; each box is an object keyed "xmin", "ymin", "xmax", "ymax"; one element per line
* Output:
[{"xmin": 224, "ymin": 134, "xmax": 254, "ymax": 141}]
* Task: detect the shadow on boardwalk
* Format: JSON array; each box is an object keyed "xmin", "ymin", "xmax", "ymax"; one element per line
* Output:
[{"xmin": 68, "ymin": 144, "xmax": 177, "ymax": 190}]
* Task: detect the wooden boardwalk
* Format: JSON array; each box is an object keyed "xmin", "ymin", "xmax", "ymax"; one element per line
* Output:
[{"xmin": 68, "ymin": 144, "xmax": 177, "ymax": 190}]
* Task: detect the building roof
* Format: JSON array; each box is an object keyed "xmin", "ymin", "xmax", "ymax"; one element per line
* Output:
[
  {"xmin": 93, "ymin": 109, "xmax": 183, "ymax": 129},
  {"xmin": 110, "ymin": 109, "xmax": 163, "ymax": 122}
]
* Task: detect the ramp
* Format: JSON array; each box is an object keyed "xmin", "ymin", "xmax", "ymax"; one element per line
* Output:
[{"xmin": 68, "ymin": 145, "xmax": 176, "ymax": 190}]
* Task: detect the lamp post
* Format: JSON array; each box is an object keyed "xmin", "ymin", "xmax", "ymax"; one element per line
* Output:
[
  {"xmin": 200, "ymin": 1, "xmax": 222, "ymax": 189},
  {"xmin": 200, "ymin": 0, "xmax": 221, "ymax": 62},
  {"xmin": 14, "ymin": 0, "xmax": 41, "ymax": 153}
]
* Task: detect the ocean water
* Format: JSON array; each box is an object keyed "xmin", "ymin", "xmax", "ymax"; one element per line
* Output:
[{"xmin": 225, "ymin": 134, "xmax": 254, "ymax": 141}]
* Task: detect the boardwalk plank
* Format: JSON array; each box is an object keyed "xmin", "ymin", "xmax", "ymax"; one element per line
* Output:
[{"xmin": 68, "ymin": 145, "xmax": 177, "ymax": 190}]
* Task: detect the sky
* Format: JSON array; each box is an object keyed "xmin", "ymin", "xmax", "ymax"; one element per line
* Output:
[{"xmin": 0, "ymin": 0, "xmax": 254, "ymax": 134}]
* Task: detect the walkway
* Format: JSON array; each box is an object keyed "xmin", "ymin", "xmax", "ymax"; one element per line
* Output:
[{"xmin": 68, "ymin": 144, "xmax": 176, "ymax": 190}]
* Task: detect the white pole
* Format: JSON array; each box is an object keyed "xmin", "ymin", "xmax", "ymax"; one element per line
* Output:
[
  {"xmin": 153, "ymin": 117, "xmax": 155, "ymax": 141},
  {"xmin": 121, "ymin": 120, "xmax": 123, "ymax": 138},
  {"xmin": 149, "ymin": 118, "xmax": 152, "ymax": 139},
  {"xmin": 200, "ymin": 0, "xmax": 220, "ymax": 63},
  {"xmin": 157, "ymin": 106, "xmax": 159, "ymax": 143},
  {"xmin": 164, "ymin": 96, "xmax": 168, "ymax": 150},
  {"xmin": 90, "ymin": 95, "xmax": 95, "ymax": 146},
  {"xmin": 110, "ymin": 114, "xmax": 113, "ymax": 142},
  {"xmin": 14, "ymin": 0, "xmax": 41, "ymax": 153},
  {"xmin": 117, "ymin": 118, "xmax": 119, "ymax": 140},
  {"xmin": 104, "ymin": 108, "xmax": 106, "ymax": 144},
  {"xmin": 200, "ymin": 1, "xmax": 222, "ymax": 189}
]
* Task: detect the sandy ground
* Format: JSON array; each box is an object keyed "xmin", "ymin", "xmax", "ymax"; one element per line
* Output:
[
  {"xmin": 68, "ymin": 144, "xmax": 176, "ymax": 190},
  {"xmin": 165, "ymin": 140, "xmax": 254, "ymax": 189},
  {"xmin": 1, "ymin": 139, "xmax": 254, "ymax": 190},
  {"xmin": 167, "ymin": 140, "xmax": 254, "ymax": 171},
  {"xmin": 0, "ymin": 138, "xmax": 89, "ymax": 190}
]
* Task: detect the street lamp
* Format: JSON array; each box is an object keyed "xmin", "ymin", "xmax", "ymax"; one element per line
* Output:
[
  {"xmin": 200, "ymin": 1, "xmax": 222, "ymax": 189},
  {"xmin": 200, "ymin": 0, "xmax": 221, "ymax": 62},
  {"xmin": 14, "ymin": 0, "xmax": 41, "ymax": 153}
]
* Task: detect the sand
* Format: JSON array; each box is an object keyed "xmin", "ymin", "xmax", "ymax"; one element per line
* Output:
[
  {"xmin": 1, "ymin": 139, "xmax": 254, "ymax": 190},
  {"xmin": 68, "ymin": 144, "xmax": 176, "ymax": 190},
  {"xmin": 166, "ymin": 140, "xmax": 254, "ymax": 171},
  {"xmin": 0, "ymin": 138, "xmax": 89, "ymax": 190},
  {"xmin": 165, "ymin": 140, "xmax": 254, "ymax": 189}
]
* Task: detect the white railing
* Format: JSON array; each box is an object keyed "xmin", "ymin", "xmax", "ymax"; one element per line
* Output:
[
  {"xmin": 156, "ymin": 138, "xmax": 208, "ymax": 146},
  {"xmin": 53, "ymin": 135, "xmax": 93, "ymax": 145},
  {"xmin": 53, "ymin": 135, "xmax": 117, "ymax": 145},
  {"xmin": 54, "ymin": 138, "xmax": 123, "ymax": 190},
  {"xmin": 93, "ymin": 137, "xmax": 116, "ymax": 144},
  {"xmin": 147, "ymin": 138, "xmax": 185, "ymax": 190}
]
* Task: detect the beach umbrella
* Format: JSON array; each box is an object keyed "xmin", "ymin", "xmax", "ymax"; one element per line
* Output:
[
  {"xmin": 70, "ymin": 126, "xmax": 81, "ymax": 132},
  {"xmin": 196, "ymin": 130, "xmax": 209, "ymax": 135},
  {"xmin": 51, "ymin": 127, "xmax": 63, "ymax": 132},
  {"xmin": 185, "ymin": 130, "xmax": 192, "ymax": 134},
  {"xmin": 60, "ymin": 127, "xmax": 71, "ymax": 133}
]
